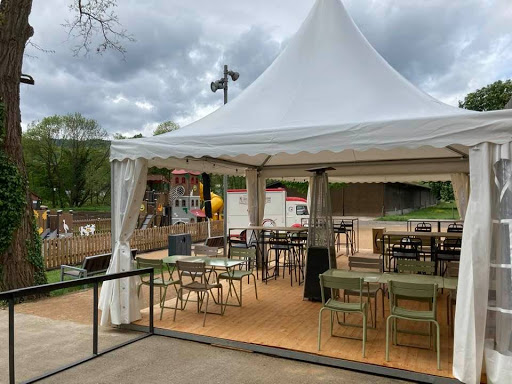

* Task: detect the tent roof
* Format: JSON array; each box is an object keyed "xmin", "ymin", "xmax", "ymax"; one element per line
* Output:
[{"xmin": 111, "ymin": 0, "xmax": 512, "ymax": 181}]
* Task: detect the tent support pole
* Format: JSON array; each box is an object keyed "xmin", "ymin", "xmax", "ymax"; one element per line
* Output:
[{"xmin": 223, "ymin": 174, "xmax": 228, "ymax": 256}]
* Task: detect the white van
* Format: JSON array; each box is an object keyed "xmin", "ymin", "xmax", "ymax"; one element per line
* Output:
[{"xmin": 226, "ymin": 188, "xmax": 309, "ymax": 231}]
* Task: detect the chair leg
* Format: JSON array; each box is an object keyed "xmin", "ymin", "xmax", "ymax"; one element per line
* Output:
[
  {"xmin": 330, "ymin": 311, "xmax": 333, "ymax": 336},
  {"xmin": 385, "ymin": 315, "xmax": 392, "ymax": 362},
  {"xmin": 434, "ymin": 320, "xmax": 441, "ymax": 370},
  {"xmin": 202, "ymin": 291, "xmax": 209, "ymax": 327},
  {"xmin": 252, "ymin": 273, "xmax": 258, "ymax": 300},
  {"xmin": 318, "ymin": 308, "xmax": 324, "ymax": 351},
  {"xmin": 362, "ymin": 309, "xmax": 367, "ymax": 358},
  {"xmin": 173, "ymin": 288, "xmax": 181, "ymax": 322},
  {"xmin": 239, "ymin": 279, "xmax": 243, "ymax": 307},
  {"xmin": 160, "ymin": 286, "xmax": 168, "ymax": 320}
]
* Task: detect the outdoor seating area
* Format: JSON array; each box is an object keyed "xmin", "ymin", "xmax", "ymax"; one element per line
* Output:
[{"xmin": 134, "ymin": 241, "xmax": 458, "ymax": 378}]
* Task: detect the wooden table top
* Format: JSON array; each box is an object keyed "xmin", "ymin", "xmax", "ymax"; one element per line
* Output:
[{"xmin": 322, "ymin": 269, "xmax": 458, "ymax": 289}]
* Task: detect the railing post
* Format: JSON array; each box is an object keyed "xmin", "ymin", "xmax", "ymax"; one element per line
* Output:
[
  {"xmin": 9, "ymin": 297, "xmax": 15, "ymax": 384},
  {"xmin": 93, "ymin": 282, "xmax": 99, "ymax": 355},
  {"xmin": 149, "ymin": 269, "xmax": 154, "ymax": 334}
]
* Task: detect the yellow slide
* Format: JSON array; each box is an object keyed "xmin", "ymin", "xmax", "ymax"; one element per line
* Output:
[{"xmin": 199, "ymin": 183, "xmax": 224, "ymax": 220}]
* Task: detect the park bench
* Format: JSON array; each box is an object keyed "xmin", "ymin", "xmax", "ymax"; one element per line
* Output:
[{"xmin": 60, "ymin": 249, "xmax": 138, "ymax": 281}]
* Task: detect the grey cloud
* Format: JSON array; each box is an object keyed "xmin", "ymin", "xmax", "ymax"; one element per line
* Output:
[{"xmin": 20, "ymin": 0, "xmax": 512, "ymax": 136}]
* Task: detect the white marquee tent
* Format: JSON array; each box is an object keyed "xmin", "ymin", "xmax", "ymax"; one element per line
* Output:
[{"xmin": 100, "ymin": 1, "xmax": 512, "ymax": 383}]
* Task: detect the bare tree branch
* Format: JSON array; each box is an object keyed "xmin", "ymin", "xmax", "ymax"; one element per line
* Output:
[{"xmin": 63, "ymin": 0, "xmax": 135, "ymax": 56}]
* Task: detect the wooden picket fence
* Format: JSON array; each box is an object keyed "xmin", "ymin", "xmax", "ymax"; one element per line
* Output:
[{"xmin": 43, "ymin": 220, "xmax": 224, "ymax": 270}]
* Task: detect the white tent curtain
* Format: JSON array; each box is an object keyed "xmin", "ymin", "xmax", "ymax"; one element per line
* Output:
[
  {"xmin": 451, "ymin": 173, "xmax": 470, "ymax": 220},
  {"xmin": 99, "ymin": 159, "xmax": 148, "ymax": 326},
  {"xmin": 453, "ymin": 142, "xmax": 512, "ymax": 384}
]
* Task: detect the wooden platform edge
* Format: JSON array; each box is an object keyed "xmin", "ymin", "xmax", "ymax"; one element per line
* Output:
[{"xmin": 122, "ymin": 324, "xmax": 461, "ymax": 384}]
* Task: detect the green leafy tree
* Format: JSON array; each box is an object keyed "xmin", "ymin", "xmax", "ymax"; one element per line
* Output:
[
  {"xmin": 153, "ymin": 120, "xmax": 180, "ymax": 136},
  {"xmin": 459, "ymin": 79, "xmax": 512, "ymax": 111},
  {"xmin": 23, "ymin": 113, "xmax": 108, "ymax": 208}
]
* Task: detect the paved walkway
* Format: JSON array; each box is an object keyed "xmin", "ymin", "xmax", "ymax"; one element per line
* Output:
[{"xmin": 39, "ymin": 335, "xmax": 409, "ymax": 384}]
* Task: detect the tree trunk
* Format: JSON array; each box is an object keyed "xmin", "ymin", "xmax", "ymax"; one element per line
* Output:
[{"xmin": 0, "ymin": 0, "xmax": 38, "ymax": 290}]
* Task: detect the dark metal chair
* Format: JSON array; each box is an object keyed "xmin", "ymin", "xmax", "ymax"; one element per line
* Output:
[
  {"xmin": 447, "ymin": 223, "xmax": 463, "ymax": 233},
  {"xmin": 415, "ymin": 222, "xmax": 432, "ymax": 232},
  {"xmin": 390, "ymin": 237, "xmax": 421, "ymax": 271},
  {"xmin": 434, "ymin": 238, "xmax": 461, "ymax": 275}
]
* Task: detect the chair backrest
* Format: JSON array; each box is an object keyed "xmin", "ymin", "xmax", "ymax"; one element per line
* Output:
[
  {"xmin": 389, "ymin": 280, "xmax": 437, "ymax": 310},
  {"xmin": 269, "ymin": 231, "xmax": 289, "ymax": 245},
  {"xmin": 83, "ymin": 253, "xmax": 112, "ymax": 273},
  {"xmin": 136, "ymin": 257, "xmax": 164, "ymax": 283},
  {"xmin": 348, "ymin": 256, "xmax": 382, "ymax": 272},
  {"xmin": 230, "ymin": 247, "xmax": 256, "ymax": 271},
  {"xmin": 392, "ymin": 243, "xmax": 419, "ymax": 259},
  {"xmin": 447, "ymin": 223, "xmax": 463, "ymax": 233},
  {"xmin": 396, "ymin": 259, "xmax": 435, "ymax": 275},
  {"xmin": 176, "ymin": 260, "xmax": 207, "ymax": 285},
  {"xmin": 194, "ymin": 245, "xmax": 219, "ymax": 257},
  {"xmin": 205, "ymin": 236, "xmax": 225, "ymax": 248},
  {"xmin": 442, "ymin": 237, "xmax": 462, "ymax": 249},
  {"xmin": 415, "ymin": 222, "xmax": 432, "ymax": 232},
  {"xmin": 319, "ymin": 275, "xmax": 364, "ymax": 308},
  {"xmin": 445, "ymin": 261, "xmax": 460, "ymax": 278}
]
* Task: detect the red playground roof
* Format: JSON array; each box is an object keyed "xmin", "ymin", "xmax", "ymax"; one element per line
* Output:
[{"xmin": 190, "ymin": 209, "xmax": 206, "ymax": 218}]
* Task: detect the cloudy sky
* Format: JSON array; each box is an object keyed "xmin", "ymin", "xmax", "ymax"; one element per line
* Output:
[{"xmin": 21, "ymin": 0, "xmax": 512, "ymax": 137}]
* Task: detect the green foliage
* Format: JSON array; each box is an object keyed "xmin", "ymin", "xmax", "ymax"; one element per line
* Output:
[
  {"xmin": 0, "ymin": 153, "xmax": 26, "ymax": 255},
  {"xmin": 458, "ymin": 79, "xmax": 512, "ymax": 111},
  {"xmin": 377, "ymin": 201, "xmax": 459, "ymax": 221},
  {"xmin": 113, "ymin": 132, "xmax": 144, "ymax": 139},
  {"xmin": 27, "ymin": 218, "xmax": 47, "ymax": 286},
  {"xmin": 153, "ymin": 121, "xmax": 180, "ymax": 136},
  {"xmin": 23, "ymin": 113, "xmax": 110, "ymax": 208},
  {"xmin": 428, "ymin": 181, "xmax": 454, "ymax": 201}
]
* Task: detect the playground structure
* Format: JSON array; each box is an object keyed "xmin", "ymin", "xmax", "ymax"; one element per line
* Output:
[{"xmin": 138, "ymin": 170, "xmax": 224, "ymax": 228}]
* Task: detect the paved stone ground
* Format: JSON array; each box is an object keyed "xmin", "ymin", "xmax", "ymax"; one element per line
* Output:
[
  {"xmin": 38, "ymin": 335, "xmax": 410, "ymax": 384},
  {"xmin": 0, "ymin": 310, "xmax": 408, "ymax": 384},
  {"xmin": 0, "ymin": 310, "xmax": 139, "ymax": 383}
]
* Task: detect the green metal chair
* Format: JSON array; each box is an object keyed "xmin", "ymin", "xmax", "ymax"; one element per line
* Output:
[
  {"xmin": 173, "ymin": 260, "xmax": 225, "ymax": 327},
  {"xmin": 318, "ymin": 275, "xmax": 368, "ymax": 357},
  {"xmin": 136, "ymin": 257, "xmax": 181, "ymax": 320},
  {"xmin": 217, "ymin": 247, "xmax": 258, "ymax": 306},
  {"xmin": 396, "ymin": 259, "xmax": 435, "ymax": 275},
  {"xmin": 385, "ymin": 280, "xmax": 440, "ymax": 370},
  {"xmin": 345, "ymin": 256, "xmax": 385, "ymax": 327}
]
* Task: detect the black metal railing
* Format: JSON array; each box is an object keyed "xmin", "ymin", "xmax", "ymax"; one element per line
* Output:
[{"xmin": 0, "ymin": 268, "xmax": 155, "ymax": 384}]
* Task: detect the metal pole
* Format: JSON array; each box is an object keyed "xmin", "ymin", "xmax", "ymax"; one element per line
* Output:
[
  {"xmin": 223, "ymin": 65, "xmax": 228, "ymax": 104},
  {"xmin": 222, "ymin": 64, "xmax": 228, "ymax": 255},
  {"xmin": 9, "ymin": 298, "xmax": 15, "ymax": 384},
  {"xmin": 93, "ymin": 282, "xmax": 99, "ymax": 355},
  {"xmin": 149, "ymin": 270, "xmax": 154, "ymax": 334}
]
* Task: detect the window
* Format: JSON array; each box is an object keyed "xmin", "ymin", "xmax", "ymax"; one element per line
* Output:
[
  {"xmin": 175, "ymin": 177, "xmax": 179, "ymax": 184},
  {"xmin": 175, "ymin": 200, "xmax": 179, "ymax": 207},
  {"xmin": 191, "ymin": 177, "xmax": 195, "ymax": 184},
  {"xmin": 182, "ymin": 177, "xmax": 186, "ymax": 184},
  {"xmin": 296, "ymin": 205, "xmax": 308, "ymax": 215},
  {"xmin": 182, "ymin": 200, "xmax": 186, "ymax": 207}
]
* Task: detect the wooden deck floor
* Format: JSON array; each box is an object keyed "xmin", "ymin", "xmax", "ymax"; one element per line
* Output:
[{"xmin": 135, "ymin": 254, "xmax": 454, "ymax": 379}]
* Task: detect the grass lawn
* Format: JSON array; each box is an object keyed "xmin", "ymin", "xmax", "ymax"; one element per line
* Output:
[
  {"xmin": 377, "ymin": 201, "xmax": 460, "ymax": 221},
  {"xmin": 45, "ymin": 268, "xmax": 90, "ymax": 297},
  {"xmin": 50, "ymin": 204, "xmax": 111, "ymax": 212}
]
